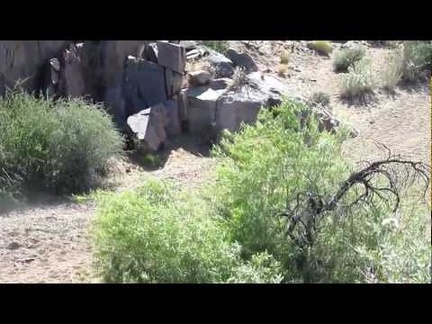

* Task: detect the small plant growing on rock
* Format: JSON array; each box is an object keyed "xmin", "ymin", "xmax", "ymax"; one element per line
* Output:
[
  {"xmin": 332, "ymin": 45, "xmax": 366, "ymax": 72},
  {"xmin": 230, "ymin": 67, "xmax": 249, "ymax": 90},
  {"xmin": 307, "ymin": 41, "xmax": 333, "ymax": 56},
  {"xmin": 340, "ymin": 58, "xmax": 375, "ymax": 100}
]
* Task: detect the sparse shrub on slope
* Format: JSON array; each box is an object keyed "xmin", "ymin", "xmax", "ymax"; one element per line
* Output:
[
  {"xmin": 400, "ymin": 41, "xmax": 432, "ymax": 82},
  {"xmin": 309, "ymin": 91, "xmax": 330, "ymax": 107},
  {"xmin": 332, "ymin": 45, "xmax": 366, "ymax": 72},
  {"xmin": 381, "ymin": 47, "xmax": 404, "ymax": 91},
  {"xmin": 92, "ymin": 179, "xmax": 283, "ymax": 283},
  {"xmin": 340, "ymin": 58, "xmax": 375, "ymax": 99},
  {"xmin": 0, "ymin": 92, "xmax": 122, "ymax": 202}
]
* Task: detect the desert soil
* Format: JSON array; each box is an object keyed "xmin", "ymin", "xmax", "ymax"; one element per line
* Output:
[{"xmin": 0, "ymin": 42, "xmax": 430, "ymax": 283}]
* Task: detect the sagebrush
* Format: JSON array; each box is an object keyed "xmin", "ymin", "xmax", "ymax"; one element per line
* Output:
[
  {"xmin": 0, "ymin": 92, "xmax": 122, "ymax": 203},
  {"xmin": 400, "ymin": 41, "xmax": 432, "ymax": 82},
  {"xmin": 340, "ymin": 58, "xmax": 375, "ymax": 99},
  {"xmin": 332, "ymin": 45, "xmax": 366, "ymax": 72},
  {"xmin": 381, "ymin": 47, "xmax": 404, "ymax": 91}
]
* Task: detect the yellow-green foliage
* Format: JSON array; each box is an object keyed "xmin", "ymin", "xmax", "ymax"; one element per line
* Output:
[{"xmin": 308, "ymin": 41, "xmax": 333, "ymax": 55}]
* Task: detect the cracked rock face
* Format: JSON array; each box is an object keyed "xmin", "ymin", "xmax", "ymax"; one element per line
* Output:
[{"xmin": 0, "ymin": 41, "xmax": 69, "ymax": 94}]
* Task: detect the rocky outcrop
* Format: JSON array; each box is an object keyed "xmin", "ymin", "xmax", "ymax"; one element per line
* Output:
[
  {"xmin": 187, "ymin": 70, "xmax": 212, "ymax": 86},
  {"xmin": 126, "ymin": 103, "xmax": 168, "ymax": 152},
  {"xmin": 1, "ymin": 40, "xmax": 352, "ymax": 153},
  {"xmin": 225, "ymin": 48, "xmax": 258, "ymax": 73},
  {"xmin": 0, "ymin": 41, "xmax": 69, "ymax": 96}
]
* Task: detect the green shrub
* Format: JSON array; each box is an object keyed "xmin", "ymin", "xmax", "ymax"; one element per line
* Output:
[
  {"xmin": 0, "ymin": 92, "xmax": 122, "ymax": 200},
  {"xmin": 307, "ymin": 41, "xmax": 333, "ymax": 56},
  {"xmin": 201, "ymin": 41, "xmax": 229, "ymax": 54},
  {"xmin": 92, "ymin": 96, "xmax": 430, "ymax": 283},
  {"xmin": 340, "ymin": 58, "xmax": 375, "ymax": 99},
  {"xmin": 211, "ymin": 100, "xmax": 352, "ymax": 280},
  {"xmin": 332, "ymin": 45, "xmax": 366, "ymax": 72},
  {"xmin": 92, "ymin": 179, "xmax": 283, "ymax": 283},
  {"xmin": 400, "ymin": 41, "xmax": 432, "ymax": 82},
  {"xmin": 309, "ymin": 91, "xmax": 330, "ymax": 107},
  {"xmin": 381, "ymin": 47, "xmax": 404, "ymax": 91},
  {"xmin": 211, "ymin": 99, "xmax": 430, "ymax": 282}
]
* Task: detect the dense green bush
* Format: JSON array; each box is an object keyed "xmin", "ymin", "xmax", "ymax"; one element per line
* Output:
[
  {"xmin": 92, "ymin": 98, "xmax": 430, "ymax": 283},
  {"xmin": 332, "ymin": 45, "xmax": 366, "ymax": 72},
  {"xmin": 0, "ymin": 92, "xmax": 122, "ymax": 201},
  {"xmin": 340, "ymin": 58, "xmax": 375, "ymax": 99},
  {"xmin": 92, "ymin": 179, "xmax": 283, "ymax": 283},
  {"xmin": 211, "ymin": 100, "xmax": 430, "ymax": 282}
]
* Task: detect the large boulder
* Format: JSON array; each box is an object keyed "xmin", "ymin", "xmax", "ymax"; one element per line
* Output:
[
  {"xmin": 213, "ymin": 72, "xmax": 291, "ymax": 137},
  {"xmin": 164, "ymin": 67, "xmax": 183, "ymax": 98},
  {"xmin": 165, "ymin": 99, "xmax": 182, "ymax": 136},
  {"xmin": 157, "ymin": 41, "xmax": 186, "ymax": 74},
  {"xmin": 127, "ymin": 103, "xmax": 168, "ymax": 152},
  {"xmin": 225, "ymin": 48, "xmax": 258, "ymax": 73},
  {"xmin": 60, "ymin": 43, "xmax": 87, "ymax": 98},
  {"xmin": 0, "ymin": 41, "xmax": 69, "ymax": 93},
  {"xmin": 206, "ymin": 52, "xmax": 234, "ymax": 78},
  {"xmin": 216, "ymin": 87, "xmax": 264, "ymax": 134},
  {"xmin": 186, "ymin": 86, "xmax": 226, "ymax": 134},
  {"xmin": 187, "ymin": 70, "xmax": 212, "ymax": 86},
  {"xmin": 123, "ymin": 56, "xmax": 167, "ymax": 116}
]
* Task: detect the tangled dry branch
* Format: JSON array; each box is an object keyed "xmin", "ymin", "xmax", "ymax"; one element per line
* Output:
[{"xmin": 278, "ymin": 143, "xmax": 431, "ymax": 250}]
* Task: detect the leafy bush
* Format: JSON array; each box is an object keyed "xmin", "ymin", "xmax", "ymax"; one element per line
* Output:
[
  {"xmin": 92, "ymin": 179, "xmax": 283, "ymax": 283},
  {"xmin": 201, "ymin": 41, "xmax": 229, "ymax": 54},
  {"xmin": 92, "ymin": 97, "xmax": 430, "ymax": 283},
  {"xmin": 340, "ymin": 58, "xmax": 375, "ymax": 99},
  {"xmin": 0, "ymin": 92, "xmax": 122, "ymax": 201},
  {"xmin": 381, "ymin": 47, "xmax": 404, "ymax": 91},
  {"xmin": 211, "ymin": 101, "xmax": 352, "ymax": 279},
  {"xmin": 211, "ymin": 99, "xmax": 430, "ymax": 282},
  {"xmin": 332, "ymin": 45, "xmax": 366, "ymax": 72},
  {"xmin": 307, "ymin": 41, "xmax": 333, "ymax": 56},
  {"xmin": 400, "ymin": 41, "xmax": 432, "ymax": 82}
]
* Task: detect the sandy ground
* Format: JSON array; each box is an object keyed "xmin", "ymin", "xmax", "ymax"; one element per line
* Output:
[{"xmin": 0, "ymin": 41, "xmax": 430, "ymax": 283}]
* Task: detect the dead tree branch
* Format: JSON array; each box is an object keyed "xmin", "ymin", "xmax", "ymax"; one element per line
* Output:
[{"xmin": 278, "ymin": 151, "xmax": 431, "ymax": 251}]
